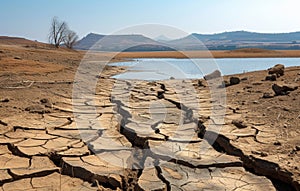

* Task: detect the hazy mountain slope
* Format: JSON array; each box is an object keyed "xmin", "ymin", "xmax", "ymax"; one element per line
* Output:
[{"xmin": 75, "ymin": 31, "xmax": 300, "ymax": 51}]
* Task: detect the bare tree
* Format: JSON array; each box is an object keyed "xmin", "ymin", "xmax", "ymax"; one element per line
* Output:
[
  {"xmin": 64, "ymin": 30, "xmax": 78, "ymax": 49},
  {"xmin": 48, "ymin": 17, "xmax": 68, "ymax": 48}
]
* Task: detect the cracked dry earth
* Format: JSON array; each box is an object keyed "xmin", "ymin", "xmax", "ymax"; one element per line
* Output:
[{"xmin": 0, "ymin": 46, "xmax": 300, "ymax": 191}]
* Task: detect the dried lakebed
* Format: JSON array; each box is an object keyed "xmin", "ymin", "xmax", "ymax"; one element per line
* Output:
[{"xmin": 0, "ymin": 65, "xmax": 299, "ymax": 191}]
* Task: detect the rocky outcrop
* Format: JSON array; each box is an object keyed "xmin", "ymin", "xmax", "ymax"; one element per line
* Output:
[
  {"xmin": 203, "ymin": 70, "xmax": 221, "ymax": 80},
  {"xmin": 268, "ymin": 64, "xmax": 285, "ymax": 77},
  {"xmin": 272, "ymin": 83, "xmax": 298, "ymax": 95},
  {"xmin": 229, "ymin": 76, "xmax": 240, "ymax": 85},
  {"xmin": 265, "ymin": 74, "xmax": 277, "ymax": 81}
]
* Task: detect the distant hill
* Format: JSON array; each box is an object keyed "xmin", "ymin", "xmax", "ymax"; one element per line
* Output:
[
  {"xmin": 0, "ymin": 36, "xmax": 50, "ymax": 48},
  {"xmin": 154, "ymin": 35, "xmax": 173, "ymax": 42},
  {"xmin": 168, "ymin": 31, "xmax": 300, "ymax": 50},
  {"xmin": 74, "ymin": 33, "xmax": 105, "ymax": 50},
  {"xmin": 75, "ymin": 33, "xmax": 171, "ymax": 51},
  {"xmin": 75, "ymin": 31, "xmax": 300, "ymax": 51},
  {"xmin": 190, "ymin": 31, "xmax": 300, "ymax": 42}
]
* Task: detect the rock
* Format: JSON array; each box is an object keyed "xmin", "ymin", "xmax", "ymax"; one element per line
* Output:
[
  {"xmin": 0, "ymin": 98, "xmax": 9, "ymax": 102},
  {"xmin": 25, "ymin": 105, "xmax": 51, "ymax": 114},
  {"xmin": 272, "ymin": 83, "xmax": 298, "ymax": 96},
  {"xmin": 229, "ymin": 77, "xmax": 240, "ymax": 85},
  {"xmin": 252, "ymin": 151, "xmax": 268, "ymax": 157},
  {"xmin": 241, "ymin": 77, "xmax": 248, "ymax": 81},
  {"xmin": 268, "ymin": 64, "xmax": 285, "ymax": 77},
  {"xmin": 232, "ymin": 120, "xmax": 247, "ymax": 128},
  {"xmin": 262, "ymin": 92, "xmax": 274, "ymax": 98},
  {"xmin": 204, "ymin": 70, "xmax": 221, "ymax": 80},
  {"xmin": 260, "ymin": 152, "xmax": 268, "ymax": 157},
  {"xmin": 14, "ymin": 56, "xmax": 21, "ymax": 60},
  {"xmin": 295, "ymin": 146, "xmax": 300, "ymax": 151},
  {"xmin": 274, "ymin": 141, "xmax": 282, "ymax": 146},
  {"xmin": 220, "ymin": 78, "xmax": 239, "ymax": 88},
  {"xmin": 220, "ymin": 80, "xmax": 230, "ymax": 88},
  {"xmin": 252, "ymin": 82, "xmax": 263, "ymax": 85},
  {"xmin": 265, "ymin": 74, "xmax": 277, "ymax": 81},
  {"xmin": 198, "ymin": 80, "xmax": 205, "ymax": 87},
  {"xmin": 283, "ymin": 107, "xmax": 290, "ymax": 111},
  {"xmin": 40, "ymin": 98, "xmax": 52, "ymax": 107}
]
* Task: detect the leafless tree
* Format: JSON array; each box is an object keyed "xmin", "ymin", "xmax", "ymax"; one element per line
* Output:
[
  {"xmin": 48, "ymin": 17, "xmax": 68, "ymax": 48},
  {"xmin": 64, "ymin": 30, "xmax": 78, "ymax": 49}
]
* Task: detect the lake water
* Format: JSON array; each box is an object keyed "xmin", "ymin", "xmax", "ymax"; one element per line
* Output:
[{"xmin": 110, "ymin": 58, "xmax": 300, "ymax": 80}]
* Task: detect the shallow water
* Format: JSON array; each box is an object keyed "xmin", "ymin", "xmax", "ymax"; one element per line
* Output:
[{"xmin": 110, "ymin": 58, "xmax": 300, "ymax": 80}]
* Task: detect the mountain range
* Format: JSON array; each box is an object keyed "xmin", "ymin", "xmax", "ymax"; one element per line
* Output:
[{"xmin": 75, "ymin": 31, "xmax": 300, "ymax": 51}]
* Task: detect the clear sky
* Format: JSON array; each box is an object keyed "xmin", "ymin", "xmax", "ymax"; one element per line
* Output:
[{"xmin": 1, "ymin": 0, "xmax": 300, "ymax": 42}]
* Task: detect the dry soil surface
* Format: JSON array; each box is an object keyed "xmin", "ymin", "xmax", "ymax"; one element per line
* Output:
[{"xmin": 0, "ymin": 41, "xmax": 299, "ymax": 191}]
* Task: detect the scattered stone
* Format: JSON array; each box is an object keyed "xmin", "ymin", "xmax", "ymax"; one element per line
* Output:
[
  {"xmin": 265, "ymin": 74, "xmax": 277, "ymax": 81},
  {"xmin": 232, "ymin": 119, "xmax": 247, "ymax": 128},
  {"xmin": 252, "ymin": 82, "xmax": 263, "ymax": 85},
  {"xmin": 204, "ymin": 70, "xmax": 221, "ymax": 80},
  {"xmin": 229, "ymin": 77, "xmax": 240, "ymax": 85},
  {"xmin": 25, "ymin": 105, "xmax": 51, "ymax": 114},
  {"xmin": 241, "ymin": 77, "xmax": 248, "ymax": 81},
  {"xmin": 274, "ymin": 141, "xmax": 282, "ymax": 146},
  {"xmin": 14, "ymin": 56, "xmax": 21, "ymax": 60},
  {"xmin": 272, "ymin": 83, "xmax": 298, "ymax": 96},
  {"xmin": 295, "ymin": 146, "xmax": 300, "ymax": 151},
  {"xmin": 0, "ymin": 98, "xmax": 9, "ymax": 102},
  {"xmin": 268, "ymin": 64, "xmax": 285, "ymax": 77},
  {"xmin": 262, "ymin": 92, "xmax": 274, "ymax": 99},
  {"xmin": 260, "ymin": 152, "xmax": 268, "ymax": 157},
  {"xmin": 251, "ymin": 151, "xmax": 268, "ymax": 157},
  {"xmin": 283, "ymin": 107, "xmax": 290, "ymax": 111},
  {"xmin": 40, "ymin": 98, "xmax": 52, "ymax": 107},
  {"xmin": 198, "ymin": 80, "xmax": 205, "ymax": 87},
  {"xmin": 221, "ymin": 80, "xmax": 230, "ymax": 88}
]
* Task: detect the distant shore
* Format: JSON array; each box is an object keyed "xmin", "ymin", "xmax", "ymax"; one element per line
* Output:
[{"xmin": 114, "ymin": 49, "xmax": 300, "ymax": 59}]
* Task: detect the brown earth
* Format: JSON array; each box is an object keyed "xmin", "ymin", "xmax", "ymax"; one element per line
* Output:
[
  {"xmin": 0, "ymin": 38, "xmax": 299, "ymax": 190},
  {"xmin": 114, "ymin": 49, "xmax": 300, "ymax": 58}
]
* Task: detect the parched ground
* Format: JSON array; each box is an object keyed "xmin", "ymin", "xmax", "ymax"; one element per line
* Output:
[{"xmin": 0, "ymin": 40, "xmax": 299, "ymax": 191}]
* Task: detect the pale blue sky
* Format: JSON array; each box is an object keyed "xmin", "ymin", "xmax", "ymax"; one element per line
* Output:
[{"xmin": 1, "ymin": 0, "xmax": 300, "ymax": 42}]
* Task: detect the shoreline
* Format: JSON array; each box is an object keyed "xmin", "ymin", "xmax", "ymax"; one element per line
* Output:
[{"xmin": 113, "ymin": 50, "xmax": 300, "ymax": 59}]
